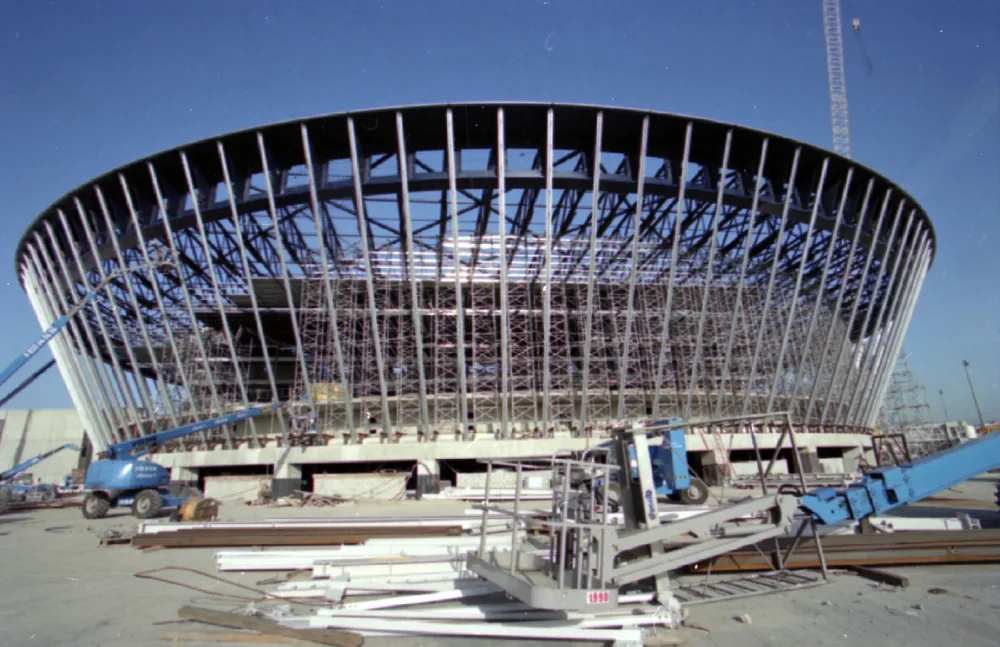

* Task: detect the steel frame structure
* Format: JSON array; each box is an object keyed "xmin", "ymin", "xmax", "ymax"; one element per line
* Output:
[{"xmin": 15, "ymin": 103, "xmax": 935, "ymax": 454}]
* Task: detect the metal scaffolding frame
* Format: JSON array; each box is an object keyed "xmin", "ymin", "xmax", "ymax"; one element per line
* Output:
[{"xmin": 14, "ymin": 103, "xmax": 936, "ymax": 454}]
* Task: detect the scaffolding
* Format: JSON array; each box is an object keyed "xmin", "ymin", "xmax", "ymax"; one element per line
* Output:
[
  {"xmin": 20, "ymin": 104, "xmax": 935, "ymax": 455},
  {"xmin": 878, "ymin": 350, "xmax": 945, "ymax": 456}
]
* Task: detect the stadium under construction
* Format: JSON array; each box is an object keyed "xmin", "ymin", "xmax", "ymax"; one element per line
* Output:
[{"xmin": 12, "ymin": 103, "xmax": 936, "ymax": 494}]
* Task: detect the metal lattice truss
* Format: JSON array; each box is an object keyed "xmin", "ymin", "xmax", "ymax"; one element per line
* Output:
[{"xmin": 15, "ymin": 104, "xmax": 936, "ymax": 453}]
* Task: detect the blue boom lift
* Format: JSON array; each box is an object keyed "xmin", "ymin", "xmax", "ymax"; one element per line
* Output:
[
  {"xmin": 578, "ymin": 420, "xmax": 710, "ymax": 506},
  {"xmin": 82, "ymin": 404, "xmax": 276, "ymax": 520},
  {"xmin": 0, "ymin": 443, "xmax": 78, "ymax": 513}
]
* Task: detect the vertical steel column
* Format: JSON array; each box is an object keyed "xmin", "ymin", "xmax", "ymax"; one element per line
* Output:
[
  {"xmin": 74, "ymin": 197, "xmax": 162, "ymax": 432},
  {"xmin": 57, "ymin": 208, "xmax": 146, "ymax": 434},
  {"xmin": 856, "ymin": 231, "xmax": 928, "ymax": 424},
  {"xmin": 147, "ymin": 161, "xmax": 231, "ymax": 447},
  {"xmin": 119, "ymin": 173, "xmax": 201, "ymax": 430},
  {"xmin": 738, "ymin": 148, "xmax": 802, "ymax": 417},
  {"xmin": 683, "ymin": 129, "xmax": 732, "ymax": 420},
  {"xmin": 863, "ymin": 241, "xmax": 931, "ymax": 427},
  {"xmin": 829, "ymin": 199, "xmax": 906, "ymax": 424},
  {"xmin": 217, "ymin": 141, "xmax": 292, "ymax": 445},
  {"xmin": 803, "ymin": 179, "xmax": 874, "ymax": 422},
  {"xmin": 21, "ymin": 250, "xmax": 114, "ymax": 451},
  {"xmin": 345, "ymin": 120, "xmax": 393, "ymax": 436},
  {"xmin": 856, "ymin": 241, "xmax": 926, "ymax": 426},
  {"xmin": 299, "ymin": 126, "xmax": 357, "ymax": 442},
  {"xmin": 444, "ymin": 109, "xmax": 471, "ymax": 435},
  {"xmin": 786, "ymin": 168, "xmax": 854, "ymax": 415},
  {"xmin": 615, "ymin": 116, "xmax": 651, "ymax": 420},
  {"xmin": 763, "ymin": 158, "xmax": 830, "ymax": 417},
  {"xmin": 579, "ymin": 112, "xmax": 604, "ymax": 434},
  {"xmin": 652, "ymin": 122, "xmax": 693, "ymax": 419},
  {"xmin": 712, "ymin": 138, "xmax": 769, "ymax": 419},
  {"xmin": 817, "ymin": 188, "xmax": 893, "ymax": 424},
  {"xmin": 40, "ymin": 221, "xmax": 129, "ymax": 438},
  {"xmin": 541, "ymin": 108, "xmax": 555, "ymax": 431},
  {"xmin": 93, "ymin": 186, "xmax": 180, "ymax": 430},
  {"xmin": 843, "ymin": 211, "xmax": 917, "ymax": 423},
  {"xmin": 256, "ymin": 133, "xmax": 321, "ymax": 431},
  {"xmin": 495, "ymin": 108, "xmax": 512, "ymax": 439},
  {"xmin": 394, "ymin": 112, "xmax": 431, "ymax": 436},
  {"xmin": 856, "ymin": 235, "xmax": 926, "ymax": 426},
  {"xmin": 180, "ymin": 152, "xmax": 262, "ymax": 447},
  {"xmin": 28, "ymin": 239, "xmax": 117, "ymax": 447}
]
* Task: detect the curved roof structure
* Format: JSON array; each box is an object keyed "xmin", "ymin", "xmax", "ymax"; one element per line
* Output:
[{"xmin": 15, "ymin": 102, "xmax": 936, "ymax": 454}]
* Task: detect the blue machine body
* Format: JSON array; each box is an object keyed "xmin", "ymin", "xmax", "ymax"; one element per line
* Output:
[
  {"xmin": 84, "ymin": 405, "xmax": 275, "ymax": 511},
  {"xmin": 603, "ymin": 419, "xmax": 691, "ymax": 497},
  {"xmin": 801, "ymin": 430, "xmax": 1000, "ymax": 525}
]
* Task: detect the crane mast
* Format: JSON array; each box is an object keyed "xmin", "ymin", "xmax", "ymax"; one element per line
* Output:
[{"xmin": 822, "ymin": 0, "xmax": 852, "ymax": 158}]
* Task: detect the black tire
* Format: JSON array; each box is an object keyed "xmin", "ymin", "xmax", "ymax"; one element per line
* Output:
[
  {"xmin": 132, "ymin": 489, "xmax": 163, "ymax": 519},
  {"xmin": 679, "ymin": 477, "xmax": 710, "ymax": 505},
  {"xmin": 82, "ymin": 492, "xmax": 111, "ymax": 519},
  {"xmin": 40, "ymin": 488, "xmax": 56, "ymax": 503},
  {"xmin": 0, "ymin": 487, "xmax": 11, "ymax": 515}
]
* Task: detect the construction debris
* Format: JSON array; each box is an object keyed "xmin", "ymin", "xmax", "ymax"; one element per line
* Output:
[
  {"xmin": 847, "ymin": 565, "xmax": 911, "ymax": 588},
  {"xmin": 177, "ymin": 606, "xmax": 362, "ymax": 647}
]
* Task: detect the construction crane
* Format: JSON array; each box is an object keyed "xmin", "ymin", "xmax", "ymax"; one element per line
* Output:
[{"xmin": 822, "ymin": 0, "xmax": 873, "ymax": 158}]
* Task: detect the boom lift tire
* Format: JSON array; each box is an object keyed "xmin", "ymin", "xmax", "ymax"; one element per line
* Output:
[
  {"xmin": 0, "ymin": 486, "xmax": 10, "ymax": 515},
  {"xmin": 82, "ymin": 492, "xmax": 110, "ymax": 519},
  {"xmin": 679, "ymin": 477, "xmax": 710, "ymax": 505},
  {"xmin": 132, "ymin": 489, "xmax": 163, "ymax": 519}
]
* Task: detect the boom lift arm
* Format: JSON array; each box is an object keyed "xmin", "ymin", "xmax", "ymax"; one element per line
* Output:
[
  {"xmin": 100, "ymin": 405, "xmax": 277, "ymax": 460},
  {"xmin": 1, "ymin": 443, "xmax": 78, "ymax": 482},
  {"xmin": 801, "ymin": 430, "xmax": 1000, "ymax": 524},
  {"xmin": 2, "ymin": 255, "xmax": 172, "ymax": 402}
]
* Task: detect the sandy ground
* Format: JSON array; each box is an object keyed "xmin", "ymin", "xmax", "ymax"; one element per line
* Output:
[{"xmin": 1, "ymin": 478, "xmax": 999, "ymax": 647}]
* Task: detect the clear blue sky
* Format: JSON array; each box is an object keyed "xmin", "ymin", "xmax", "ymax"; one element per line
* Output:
[{"xmin": 1, "ymin": 0, "xmax": 997, "ymax": 423}]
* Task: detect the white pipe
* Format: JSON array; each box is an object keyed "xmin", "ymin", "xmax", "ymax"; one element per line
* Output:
[{"xmin": 299, "ymin": 615, "xmax": 646, "ymax": 642}]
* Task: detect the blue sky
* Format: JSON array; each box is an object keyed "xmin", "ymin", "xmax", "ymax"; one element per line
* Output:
[{"xmin": 0, "ymin": 0, "xmax": 997, "ymax": 423}]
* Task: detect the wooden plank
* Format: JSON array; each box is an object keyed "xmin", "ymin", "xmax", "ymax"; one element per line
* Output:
[
  {"xmin": 177, "ymin": 606, "xmax": 362, "ymax": 647},
  {"xmin": 161, "ymin": 629, "xmax": 313, "ymax": 644},
  {"xmin": 846, "ymin": 565, "xmax": 910, "ymax": 588}
]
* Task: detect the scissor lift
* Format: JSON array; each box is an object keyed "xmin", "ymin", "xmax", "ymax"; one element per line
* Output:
[{"xmin": 465, "ymin": 417, "xmax": 825, "ymax": 624}]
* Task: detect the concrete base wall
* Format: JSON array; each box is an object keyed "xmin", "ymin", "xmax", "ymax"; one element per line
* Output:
[
  {"xmin": 313, "ymin": 473, "xmax": 408, "ymax": 500},
  {"xmin": 728, "ymin": 460, "xmax": 790, "ymax": 476},
  {"xmin": 203, "ymin": 476, "xmax": 270, "ymax": 502},
  {"xmin": 455, "ymin": 470, "xmax": 553, "ymax": 490},
  {"xmin": 820, "ymin": 457, "xmax": 847, "ymax": 473},
  {"xmin": 0, "ymin": 409, "xmax": 84, "ymax": 485}
]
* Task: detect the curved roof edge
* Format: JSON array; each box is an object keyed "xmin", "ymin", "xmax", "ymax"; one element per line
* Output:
[{"xmin": 14, "ymin": 101, "xmax": 936, "ymax": 280}]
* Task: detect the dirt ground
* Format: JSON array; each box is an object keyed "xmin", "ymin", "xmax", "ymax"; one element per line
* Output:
[{"xmin": 1, "ymin": 478, "xmax": 999, "ymax": 647}]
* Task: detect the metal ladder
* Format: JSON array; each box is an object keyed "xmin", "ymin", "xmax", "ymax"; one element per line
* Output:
[{"xmin": 673, "ymin": 570, "xmax": 823, "ymax": 606}]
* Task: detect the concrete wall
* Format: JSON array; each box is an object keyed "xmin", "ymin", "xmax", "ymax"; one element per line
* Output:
[
  {"xmin": 203, "ymin": 476, "xmax": 270, "ymax": 502},
  {"xmin": 728, "ymin": 459, "xmax": 790, "ymax": 476},
  {"xmin": 313, "ymin": 473, "xmax": 407, "ymax": 500},
  {"xmin": 455, "ymin": 470, "xmax": 553, "ymax": 490},
  {"xmin": 0, "ymin": 409, "xmax": 84, "ymax": 485},
  {"xmin": 820, "ymin": 457, "xmax": 847, "ymax": 474}
]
